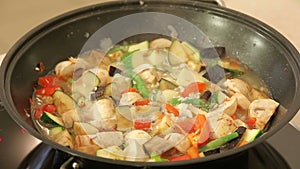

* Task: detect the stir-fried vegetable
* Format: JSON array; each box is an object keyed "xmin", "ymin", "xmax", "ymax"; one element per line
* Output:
[{"xmin": 30, "ymin": 38, "xmax": 279, "ymax": 162}]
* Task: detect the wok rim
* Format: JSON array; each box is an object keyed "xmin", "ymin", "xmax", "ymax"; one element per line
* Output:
[{"xmin": 1, "ymin": 0, "xmax": 300, "ymax": 167}]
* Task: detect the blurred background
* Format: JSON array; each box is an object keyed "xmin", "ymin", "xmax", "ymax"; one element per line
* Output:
[{"xmin": 0, "ymin": 0, "xmax": 300, "ymax": 54}]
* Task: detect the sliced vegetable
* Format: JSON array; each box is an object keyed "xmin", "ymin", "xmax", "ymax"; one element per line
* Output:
[
  {"xmin": 53, "ymin": 90, "xmax": 75, "ymax": 114},
  {"xmin": 220, "ymin": 126, "xmax": 246, "ymax": 150},
  {"xmin": 143, "ymin": 136, "xmax": 174, "ymax": 155},
  {"xmin": 108, "ymin": 45, "xmax": 129, "ymax": 54},
  {"xmin": 72, "ymin": 71, "xmax": 100, "ymax": 97},
  {"xmin": 150, "ymin": 153, "xmax": 169, "ymax": 162},
  {"xmin": 38, "ymin": 75, "xmax": 57, "ymax": 87},
  {"xmin": 34, "ymin": 104, "xmax": 57, "ymax": 119},
  {"xmin": 165, "ymin": 103, "xmax": 179, "ymax": 116},
  {"xmin": 36, "ymin": 86, "xmax": 59, "ymax": 96},
  {"xmin": 132, "ymin": 75, "xmax": 150, "ymax": 98},
  {"xmin": 169, "ymin": 40, "xmax": 189, "ymax": 65},
  {"xmin": 170, "ymin": 98, "xmax": 181, "ymax": 106},
  {"xmin": 128, "ymin": 41, "xmax": 149, "ymax": 52},
  {"xmin": 49, "ymin": 126, "xmax": 64, "ymax": 137},
  {"xmin": 159, "ymin": 78, "xmax": 178, "ymax": 90},
  {"xmin": 211, "ymin": 91, "xmax": 227, "ymax": 105},
  {"xmin": 183, "ymin": 99, "xmax": 210, "ymax": 112},
  {"xmin": 40, "ymin": 112, "xmax": 64, "ymax": 127},
  {"xmin": 42, "ymin": 104, "xmax": 56, "ymax": 114},
  {"xmin": 134, "ymin": 120, "xmax": 151, "ymax": 131},
  {"xmin": 238, "ymin": 128, "xmax": 262, "ymax": 146},
  {"xmin": 198, "ymin": 132, "xmax": 239, "ymax": 152},
  {"xmin": 187, "ymin": 146, "xmax": 200, "ymax": 159},
  {"xmin": 182, "ymin": 82, "xmax": 207, "ymax": 97},
  {"xmin": 181, "ymin": 41, "xmax": 201, "ymax": 62},
  {"xmin": 169, "ymin": 154, "xmax": 191, "ymax": 161},
  {"xmin": 96, "ymin": 146, "xmax": 125, "ymax": 160},
  {"xmin": 108, "ymin": 65, "xmax": 122, "ymax": 76},
  {"xmin": 121, "ymin": 87, "xmax": 138, "ymax": 94},
  {"xmin": 134, "ymin": 99, "xmax": 151, "ymax": 106}
]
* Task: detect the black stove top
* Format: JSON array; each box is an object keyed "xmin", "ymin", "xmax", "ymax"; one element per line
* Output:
[{"xmin": 1, "ymin": 107, "xmax": 300, "ymax": 169}]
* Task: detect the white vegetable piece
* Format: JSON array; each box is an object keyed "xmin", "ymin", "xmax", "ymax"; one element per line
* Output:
[
  {"xmin": 90, "ymin": 99, "xmax": 115, "ymax": 120},
  {"xmin": 207, "ymin": 107, "xmax": 237, "ymax": 139},
  {"xmin": 164, "ymin": 133, "xmax": 191, "ymax": 153},
  {"xmin": 96, "ymin": 146, "xmax": 125, "ymax": 160},
  {"xmin": 119, "ymin": 92, "xmax": 143, "ymax": 106},
  {"xmin": 123, "ymin": 130, "xmax": 151, "ymax": 161},
  {"xmin": 73, "ymin": 122, "xmax": 99, "ymax": 135},
  {"xmin": 248, "ymin": 99, "xmax": 279, "ymax": 130},
  {"xmin": 125, "ymin": 130, "xmax": 151, "ymax": 145},
  {"xmin": 93, "ymin": 131, "xmax": 124, "ymax": 148}
]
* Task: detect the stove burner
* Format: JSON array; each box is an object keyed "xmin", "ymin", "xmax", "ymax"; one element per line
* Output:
[{"xmin": 18, "ymin": 142, "xmax": 290, "ymax": 169}]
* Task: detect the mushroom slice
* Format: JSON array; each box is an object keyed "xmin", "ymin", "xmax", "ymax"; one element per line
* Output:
[
  {"xmin": 224, "ymin": 78, "xmax": 252, "ymax": 97},
  {"xmin": 248, "ymin": 99, "xmax": 279, "ymax": 130},
  {"xmin": 150, "ymin": 38, "xmax": 172, "ymax": 49},
  {"xmin": 119, "ymin": 92, "xmax": 143, "ymax": 106},
  {"xmin": 232, "ymin": 93, "xmax": 251, "ymax": 110}
]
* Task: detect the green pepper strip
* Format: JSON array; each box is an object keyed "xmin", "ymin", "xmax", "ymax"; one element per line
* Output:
[
  {"xmin": 198, "ymin": 132, "xmax": 239, "ymax": 152},
  {"xmin": 121, "ymin": 50, "xmax": 150, "ymax": 98},
  {"xmin": 150, "ymin": 153, "xmax": 169, "ymax": 162},
  {"xmin": 170, "ymin": 98, "xmax": 210, "ymax": 112}
]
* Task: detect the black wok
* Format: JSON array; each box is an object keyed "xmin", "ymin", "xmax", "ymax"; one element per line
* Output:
[{"xmin": 1, "ymin": 0, "xmax": 300, "ymax": 167}]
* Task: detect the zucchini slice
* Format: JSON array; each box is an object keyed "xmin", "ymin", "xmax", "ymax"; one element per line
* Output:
[
  {"xmin": 53, "ymin": 90, "xmax": 75, "ymax": 114},
  {"xmin": 211, "ymin": 91, "xmax": 227, "ymax": 105},
  {"xmin": 72, "ymin": 70, "xmax": 100, "ymax": 98},
  {"xmin": 159, "ymin": 78, "xmax": 178, "ymax": 90},
  {"xmin": 41, "ymin": 112, "xmax": 64, "ymax": 127},
  {"xmin": 181, "ymin": 41, "xmax": 201, "ymax": 62},
  {"xmin": 239, "ymin": 128, "xmax": 263, "ymax": 143},
  {"xmin": 128, "ymin": 41, "xmax": 149, "ymax": 52},
  {"xmin": 168, "ymin": 40, "xmax": 189, "ymax": 65},
  {"xmin": 49, "ymin": 126, "xmax": 64, "ymax": 137}
]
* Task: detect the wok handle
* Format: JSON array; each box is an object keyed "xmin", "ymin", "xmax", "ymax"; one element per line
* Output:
[{"xmin": 60, "ymin": 157, "xmax": 81, "ymax": 169}]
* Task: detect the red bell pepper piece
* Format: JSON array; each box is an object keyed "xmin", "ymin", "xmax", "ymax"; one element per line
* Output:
[
  {"xmin": 36, "ymin": 86, "xmax": 59, "ymax": 96},
  {"xmin": 165, "ymin": 103, "xmax": 179, "ymax": 116},
  {"xmin": 121, "ymin": 87, "xmax": 138, "ymax": 94},
  {"xmin": 169, "ymin": 154, "xmax": 191, "ymax": 161},
  {"xmin": 42, "ymin": 104, "xmax": 56, "ymax": 114},
  {"xmin": 134, "ymin": 120, "xmax": 151, "ymax": 131},
  {"xmin": 38, "ymin": 75, "xmax": 57, "ymax": 87},
  {"xmin": 34, "ymin": 104, "xmax": 57, "ymax": 119},
  {"xmin": 245, "ymin": 117, "xmax": 256, "ymax": 129},
  {"xmin": 187, "ymin": 146, "xmax": 200, "ymax": 159},
  {"xmin": 134, "ymin": 99, "xmax": 151, "ymax": 106},
  {"xmin": 34, "ymin": 108, "xmax": 44, "ymax": 119},
  {"xmin": 182, "ymin": 82, "xmax": 207, "ymax": 97}
]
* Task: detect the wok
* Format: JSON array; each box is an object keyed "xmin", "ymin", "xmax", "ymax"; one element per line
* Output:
[{"xmin": 1, "ymin": 0, "xmax": 300, "ymax": 167}]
